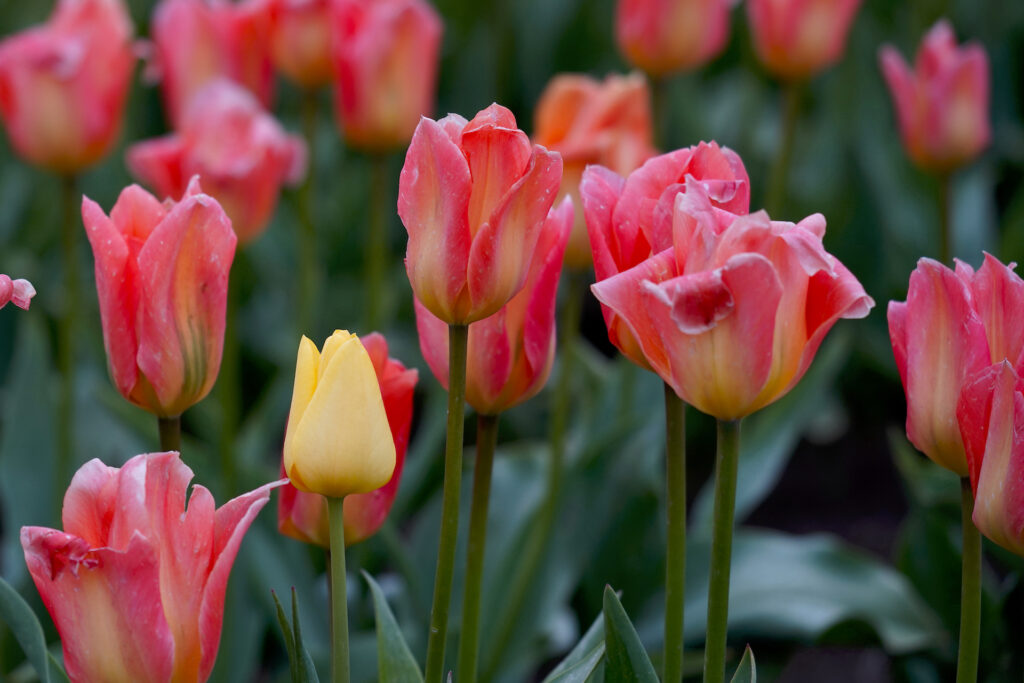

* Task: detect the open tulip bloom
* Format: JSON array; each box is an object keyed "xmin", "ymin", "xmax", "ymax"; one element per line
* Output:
[{"xmin": 0, "ymin": 275, "xmax": 35, "ymax": 310}]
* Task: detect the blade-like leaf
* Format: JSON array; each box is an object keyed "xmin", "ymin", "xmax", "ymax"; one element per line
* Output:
[
  {"xmin": 545, "ymin": 643, "xmax": 605, "ymax": 683},
  {"xmin": 729, "ymin": 646, "xmax": 756, "ymax": 683},
  {"xmin": 602, "ymin": 586, "xmax": 658, "ymax": 683},
  {"xmin": 543, "ymin": 610, "xmax": 605, "ymax": 682},
  {"xmin": 0, "ymin": 574, "xmax": 62, "ymax": 683},
  {"xmin": 271, "ymin": 590, "xmax": 299, "ymax": 683},
  {"xmin": 363, "ymin": 571, "xmax": 424, "ymax": 683},
  {"xmin": 291, "ymin": 588, "xmax": 321, "ymax": 683}
]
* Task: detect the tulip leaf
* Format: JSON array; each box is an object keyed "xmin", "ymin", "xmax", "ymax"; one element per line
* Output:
[
  {"xmin": 0, "ymin": 573, "xmax": 65, "ymax": 683},
  {"xmin": 542, "ymin": 609, "xmax": 605, "ymax": 682},
  {"xmin": 729, "ymin": 646, "xmax": 756, "ymax": 683},
  {"xmin": 603, "ymin": 586, "xmax": 658, "ymax": 683},
  {"xmin": 363, "ymin": 571, "xmax": 424, "ymax": 683},
  {"xmin": 271, "ymin": 588, "xmax": 320, "ymax": 683}
]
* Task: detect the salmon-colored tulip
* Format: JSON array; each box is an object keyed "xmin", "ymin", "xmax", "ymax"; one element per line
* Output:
[
  {"xmin": 534, "ymin": 72, "xmax": 657, "ymax": 268},
  {"xmin": 278, "ymin": 332, "xmax": 418, "ymax": 547},
  {"xmin": 269, "ymin": 0, "xmax": 334, "ymax": 88},
  {"xmin": 615, "ymin": 0, "xmax": 730, "ymax": 77},
  {"xmin": 82, "ymin": 178, "xmax": 236, "ymax": 418},
  {"xmin": 747, "ymin": 0, "xmax": 862, "ymax": 81},
  {"xmin": 127, "ymin": 79, "xmax": 306, "ymax": 244},
  {"xmin": 332, "ymin": 0, "xmax": 442, "ymax": 150},
  {"xmin": 0, "ymin": 275, "xmax": 35, "ymax": 310},
  {"xmin": 21, "ymin": 451, "xmax": 281, "ymax": 683},
  {"xmin": 0, "ymin": 0, "xmax": 133, "ymax": 173},
  {"xmin": 880, "ymin": 20, "xmax": 990, "ymax": 172},
  {"xmin": 398, "ymin": 103, "xmax": 563, "ymax": 325}
]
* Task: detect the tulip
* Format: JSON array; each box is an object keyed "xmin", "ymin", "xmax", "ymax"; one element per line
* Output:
[
  {"xmin": 21, "ymin": 451, "xmax": 281, "ymax": 683},
  {"xmin": 269, "ymin": 0, "xmax": 334, "ymax": 88},
  {"xmin": 127, "ymin": 79, "xmax": 307, "ymax": 244},
  {"xmin": 880, "ymin": 20, "xmax": 990, "ymax": 173},
  {"xmin": 533, "ymin": 73, "xmax": 657, "ymax": 268},
  {"xmin": 747, "ymin": 0, "xmax": 862, "ymax": 81},
  {"xmin": 278, "ymin": 332, "xmax": 418, "ymax": 547},
  {"xmin": 0, "ymin": 275, "xmax": 35, "ymax": 310},
  {"xmin": 0, "ymin": 0, "xmax": 133, "ymax": 173},
  {"xmin": 331, "ymin": 0, "xmax": 442, "ymax": 150},
  {"xmin": 615, "ymin": 0, "xmax": 730, "ymax": 77},
  {"xmin": 82, "ymin": 177, "xmax": 236, "ymax": 418},
  {"xmin": 398, "ymin": 103, "xmax": 563, "ymax": 325}
]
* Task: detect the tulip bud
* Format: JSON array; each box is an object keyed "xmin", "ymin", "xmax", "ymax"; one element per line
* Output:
[
  {"xmin": 0, "ymin": 275, "xmax": 35, "ymax": 310},
  {"xmin": 615, "ymin": 0, "xmax": 730, "ymax": 77},
  {"xmin": 747, "ymin": 0, "xmax": 862, "ymax": 81},
  {"xmin": 269, "ymin": 0, "xmax": 334, "ymax": 88}
]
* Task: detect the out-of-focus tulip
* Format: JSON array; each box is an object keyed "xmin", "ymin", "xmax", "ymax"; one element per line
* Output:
[
  {"xmin": 592, "ymin": 178, "xmax": 872, "ymax": 420},
  {"xmin": 151, "ymin": 0, "xmax": 274, "ymax": 126},
  {"xmin": 747, "ymin": 0, "xmax": 861, "ymax": 81},
  {"xmin": 890, "ymin": 254, "xmax": 1024, "ymax": 475},
  {"xmin": 534, "ymin": 73, "xmax": 657, "ymax": 268},
  {"xmin": 279, "ymin": 332, "xmax": 418, "ymax": 547},
  {"xmin": 582, "ymin": 141, "xmax": 749, "ymax": 370},
  {"xmin": 269, "ymin": 0, "xmax": 334, "ymax": 88},
  {"xmin": 615, "ymin": 0, "xmax": 730, "ymax": 77},
  {"xmin": 82, "ymin": 178, "xmax": 236, "ymax": 418},
  {"xmin": 127, "ymin": 79, "xmax": 306, "ymax": 244},
  {"xmin": 283, "ymin": 330, "xmax": 396, "ymax": 498},
  {"xmin": 331, "ymin": 0, "xmax": 442, "ymax": 150},
  {"xmin": 416, "ymin": 198, "xmax": 572, "ymax": 415},
  {"xmin": 21, "ymin": 451, "xmax": 281, "ymax": 683},
  {"xmin": 880, "ymin": 20, "xmax": 990, "ymax": 173},
  {"xmin": 399, "ymin": 103, "xmax": 563, "ymax": 325},
  {"xmin": 0, "ymin": 0, "xmax": 133, "ymax": 173},
  {"xmin": 0, "ymin": 275, "xmax": 35, "ymax": 310}
]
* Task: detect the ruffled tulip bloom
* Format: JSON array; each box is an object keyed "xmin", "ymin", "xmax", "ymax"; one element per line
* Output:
[
  {"xmin": 592, "ymin": 178, "xmax": 872, "ymax": 419},
  {"xmin": 82, "ymin": 177, "xmax": 236, "ymax": 418},
  {"xmin": 880, "ymin": 20, "xmax": 990, "ymax": 173},
  {"xmin": 283, "ymin": 330, "xmax": 396, "ymax": 498},
  {"xmin": 416, "ymin": 198, "xmax": 572, "ymax": 415},
  {"xmin": 278, "ymin": 332, "xmax": 418, "ymax": 547},
  {"xmin": 582, "ymin": 141, "xmax": 750, "ymax": 370},
  {"xmin": 533, "ymin": 72, "xmax": 657, "ymax": 268},
  {"xmin": 269, "ymin": 0, "xmax": 334, "ymax": 88},
  {"xmin": 0, "ymin": 0, "xmax": 133, "ymax": 173},
  {"xmin": 0, "ymin": 275, "xmax": 35, "ymax": 310},
  {"xmin": 331, "ymin": 0, "xmax": 442, "ymax": 150},
  {"xmin": 615, "ymin": 0, "xmax": 730, "ymax": 77},
  {"xmin": 127, "ymin": 79, "xmax": 306, "ymax": 244},
  {"xmin": 151, "ymin": 0, "xmax": 274, "ymax": 126},
  {"xmin": 399, "ymin": 103, "xmax": 563, "ymax": 325},
  {"xmin": 21, "ymin": 451, "xmax": 281, "ymax": 683},
  {"xmin": 747, "ymin": 0, "xmax": 862, "ymax": 81}
]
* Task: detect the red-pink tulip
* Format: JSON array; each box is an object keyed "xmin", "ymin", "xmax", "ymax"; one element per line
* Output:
[
  {"xmin": 0, "ymin": 0, "xmax": 133, "ymax": 173},
  {"xmin": 0, "ymin": 275, "xmax": 35, "ymax": 310},
  {"xmin": 127, "ymin": 79, "xmax": 306, "ymax": 244},
  {"xmin": 615, "ymin": 0, "xmax": 730, "ymax": 77},
  {"xmin": 278, "ymin": 332, "xmax": 418, "ymax": 547},
  {"xmin": 21, "ymin": 452, "xmax": 281, "ymax": 683},
  {"xmin": 331, "ymin": 0, "xmax": 442, "ymax": 150},
  {"xmin": 82, "ymin": 177, "xmax": 236, "ymax": 417},
  {"xmin": 269, "ymin": 0, "xmax": 334, "ymax": 88},
  {"xmin": 592, "ymin": 178, "xmax": 872, "ymax": 419},
  {"xmin": 747, "ymin": 0, "xmax": 861, "ymax": 81},
  {"xmin": 880, "ymin": 20, "xmax": 990, "ymax": 172},
  {"xmin": 581, "ymin": 141, "xmax": 750, "ymax": 371},
  {"xmin": 398, "ymin": 103, "xmax": 563, "ymax": 325},
  {"xmin": 415, "ymin": 198, "xmax": 572, "ymax": 415}
]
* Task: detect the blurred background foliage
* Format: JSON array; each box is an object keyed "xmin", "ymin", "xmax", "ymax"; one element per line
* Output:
[{"xmin": 0, "ymin": 0, "xmax": 1023, "ymax": 681}]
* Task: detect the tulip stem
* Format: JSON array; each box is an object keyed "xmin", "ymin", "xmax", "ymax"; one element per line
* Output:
[
  {"xmin": 938, "ymin": 171, "xmax": 952, "ymax": 264},
  {"xmin": 158, "ymin": 416, "xmax": 181, "ymax": 453},
  {"xmin": 663, "ymin": 385, "xmax": 687, "ymax": 683},
  {"xmin": 703, "ymin": 419, "xmax": 741, "ymax": 683},
  {"xmin": 327, "ymin": 497, "xmax": 351, "ymax": 683},
  {"xmin": 651, "ymin": 75, "xmax": 671, "ymax": 150},
  {"xmin": 296, "ymin": 89, "xmax": 320, "ymax": 336},
  {"xmin": 456, "ymin": 413, "xmax": 500, "ymax": 683},
  {"xmin": 366, "ymin": 154, "xmax": 390, "ymax": 331},
  {"xmin": 956, "ymin": 477, "xmax": 981, "ymax": 683},
  {"xmin": 424, "ymin": 323, "xmax": 469, "ymax": 683},
  {"xmin": 219, "ymin": 273, "xmax": 240, "ymax": 497},
  {"xmin": 56, "ymin": 173, "xmax": 78, "ymax": 517},
  {"xmin": 766, "ymin": 82, "xmax": 801, "ymax": 217}
]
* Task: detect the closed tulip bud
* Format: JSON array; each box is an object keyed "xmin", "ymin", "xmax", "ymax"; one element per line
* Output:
[
  {"xmin": 127, "ymin": 79, "xmax": 307, "ymax": 244},
  {"xmin": 0, "ymin": 275, "xmax": 35, "ymax": 310},
  {"xmin": 880, "ymin": 20, "xmax": 990, "ymax": 173},
  {"xmin": 0, "ymin": 0, "xmax": 133, "ymax": 173},
  {"xmin": 269, "ymin": 0, "xmax": 334, "ymax": 88},
  {"xmin": 747, "ymin": 0, "xmax": 862, "ymax": 81},
  {"xmin": 21, "ymin": 452, "xmax": 282, "ymax": 683},
  {"xmin": 615, "ymin": 0, "xmax": 730, "ymax": 77},
  {"xmin": 331, "ymin": 0, "xmax": 442, "ymax": 150},
  {"xmin": 399, "ymin": 103, "xmax": 563, "ymax": 325}
]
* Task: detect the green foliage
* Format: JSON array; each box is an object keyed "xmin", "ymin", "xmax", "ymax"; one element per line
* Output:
[
  {"xmin": 729, "ymin": 646, "xmax": 756, "ymax": 683},
  {"xmin": 272, "ymin": 588, "xmax": 321, "ymax": 683},
  {"xmin": 602, "ymin": 587, "xmax": 658, "ymax": 683},
  {"xmin": 364, "ymin": 571, "xmax": 424, "ymax": 683},
  {"xmin": 0, "ymin": 574, "xmax": 67, "ymax": 683}
]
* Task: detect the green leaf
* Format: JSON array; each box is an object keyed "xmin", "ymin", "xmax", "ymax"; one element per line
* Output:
[
  {"xmin": 0, "ymin": 573, "xmax": 64, "ymax": 683},
  {"xmin": 729, "ymin": 646, "xmax": 756, "ymax": 683},
  {"xmin": 543, "ymin": 610, "xmax": 605, "ymax": 682},
  {"xmin": 271, "ymin": 591, "xmax": 299, "ymax": 683},
  {"xmin": 269, "ymin": 588, "xmax": 320, "ymax": 683},
  {"xmin": 545, "ymin": 644, "xmax": 604, "ymax": 683},
  {"xmin": 363, "ymin": 571, "xmax": 424, "ymax": 683},
  {"xmin": 602, "ymin": 586, "xmax": 658, "ymax": 683}
]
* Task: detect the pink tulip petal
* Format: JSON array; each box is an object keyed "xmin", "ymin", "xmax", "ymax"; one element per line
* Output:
[
  {"xmin": 125, "ymin": 135, "xmax": 189, "ymax": 203},
  {"xmin": 461, "ymin": 103, "xmax": 533, "ymax": 232}
]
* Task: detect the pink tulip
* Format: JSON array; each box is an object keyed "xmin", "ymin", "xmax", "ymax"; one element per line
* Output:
[
  {"xmin": 880, "ymin": 20, "xmax": 990, "ymax": 172},
  {"xmin": 127, "ymin": 79, "xmax": 306, "ymax": 244},
  {"xmin": 0, "ymin": 275, "xmax": 35, "ymax": 310},
  {"xmin": 615, "ymin": 0, "xmax": 730, "ymax": 77},
  {"xmin": 581, "ymin": 141, "xmax": 750, "ymax": 370},
  {"xmin": 415, "ymin": 198, "xmax": 572, "ymax": 415},
  {"xmin": 269, "ymin": 0, "xmax": 334, "ymax": 88},
  {"xmin": 21, "ymin": 451, "xmax": 281, "ymax": 683},
  {"xmin": 0, "ymin": 0, "xmax": 133, "ymax": 173},
  {"xmin": 82, "ymin": 177, "xmax": 236, "ymax": 417},
  {"xmin": 331, "ymin": 0, "xmax": 442, "ymax": 150},
  {"xmin": 592, "ymin": 177, "xmax": 872, "ymax": 419},
  {"xmin": 398, "ymin": 103, "xmax": 563, "ymax": 325},
  {"xmin": 278, "ymin": 332, "xmax": 418, "ymax": 547},
  {"xmin": 747, "ymin": 0, "xmax": 862, "ymax": 81}
]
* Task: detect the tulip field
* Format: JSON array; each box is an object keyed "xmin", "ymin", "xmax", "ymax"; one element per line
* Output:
[{"xmin": 1, "ymin": 0, "xmax": 1024, "ymax": 682}]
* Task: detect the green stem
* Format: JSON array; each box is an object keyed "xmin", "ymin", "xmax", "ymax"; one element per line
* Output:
[
  {"xmin": 56, "ymin": 173, "xmax": 77, "ymax": 516},
  {"xmin": 956, "ymin": 477, "xmax": 981, "ymax": 683},
  {"xmin": 650, "ymin": 75, "xmax": 670, "ymax": 150},
  {"xmin": 765, "ymin": 82, "xmax": 801, "ymax": 217},
  {"xmin": 703, "ymin": 419, "xmax": 741, "ymax": 683},
  {"xmin": 663, "ymin": 385, "xmax": 687, "ymax": 683},
  {"xmin": 424, "ymin": 323, "xmax": 469, "ymax": 683},
  {"xmin": 366, "ymin": 154, "xmax": 390, "ymax": 331},
  {"xmin": 296, "ymin": 89, "xmax": 319, "ymax": 336},
  {"xmin": 938, "ymin": 172, "xmax": 952, "ymax": 265},
  {"xmin": 158, "ymin": 415, "xmax": 181, "ymax": 453},
  {"xmin": 456, "ymin": 413, "xmax": 500, "ymax": 683},
  {"xmin": 218, "ymin": 271, "xmax": 240, "ymax": 497},
  {"xmin": 327, "ymin": 498, "xmax": 350, "ymax": 683}
]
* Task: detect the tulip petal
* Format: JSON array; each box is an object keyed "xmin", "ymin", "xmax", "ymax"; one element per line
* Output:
[
  {"xmin": 61, "ymin": 458, "xmax": 119, "ymax": 548},
  {"xmin": 461, "ymin": 103, "xmax": 533, "ymax": 232},
  {"xmin": 413, "ymin": 297, "xmax": 451, "ymax": 391},
  {"xmin": 284, "ymin": 335, "xmax": 321, "ymax": 455},
  {"xmin": 965, "ymin": 253, "xmax": 1024, "ymax": 369},
  {"xmin": 125, "ymin": 135, "xmax": 189, "ymax": 203}
]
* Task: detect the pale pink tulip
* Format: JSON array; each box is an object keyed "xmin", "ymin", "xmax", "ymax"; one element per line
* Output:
[
  {"xmin": 615, "ymin": 0, "xmax": 730, "ymax": 77},
  {"xmin": 0, "ymin": 275, "xmax": 35, "ymax": 310},
  {"xmin": 748, "ymin": 0, "xmax": 862, "ymax": 80}
]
